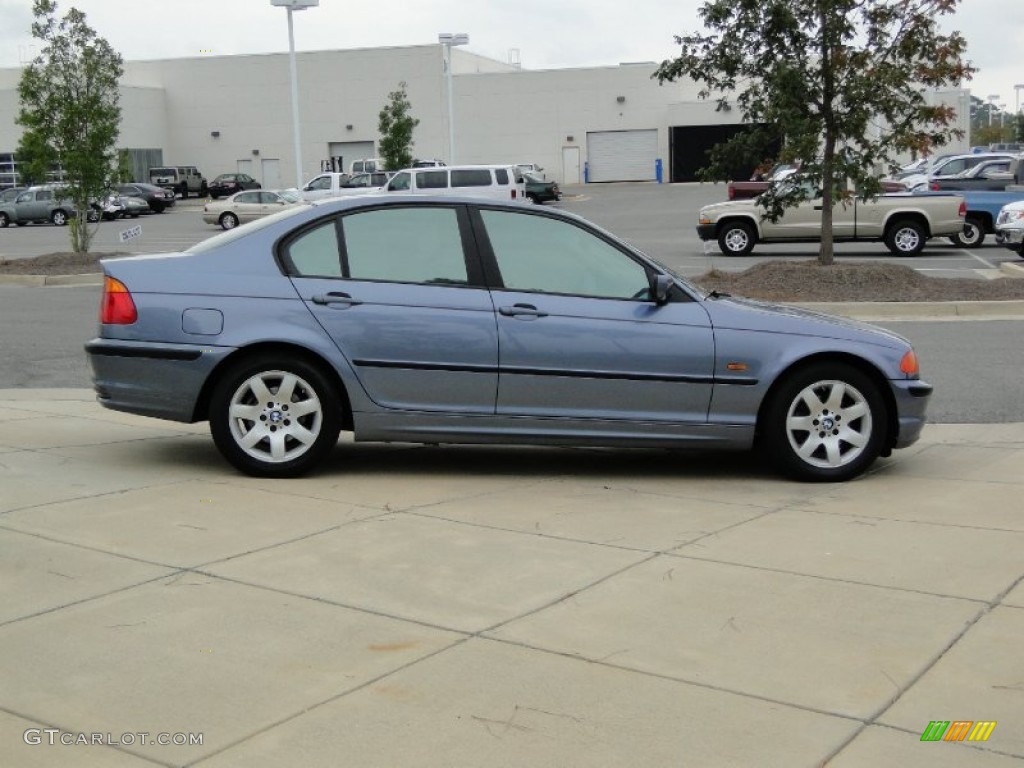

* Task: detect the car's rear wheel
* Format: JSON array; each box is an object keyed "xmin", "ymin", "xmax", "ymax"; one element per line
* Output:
[
  {"xmin": 717, "ymin": 221, "xmax": 756, "ymax": 256},
  {"xmin": 219, "ymin": 212, "xmax": 239, "ymax": 230},
  {"xmin": 760, "ymin": 362, "xmax": 886, "ymax": 482},
  {"xmin": 51, "ymin": 210, "xmax": 68, "ymax": 226},
  {"xmin": 0, "ymin": 212, "xmax": 9, "ymax": 228},
  {"xmin": 885, "ymin": 219, "xmax": 926, "ymax": 256},
  {"xmin": 950, "ymin": 217, "xmax": 985, "ymax": 248},
  {"xmin": 209, "ymin": 357, "xmax": 341, "ymax": 478}
]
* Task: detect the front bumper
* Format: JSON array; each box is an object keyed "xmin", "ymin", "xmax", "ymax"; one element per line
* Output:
[
  {"xmin": 697, "ymin": 223, "xmax": 716, "ymax": 241},
  {"xmin": 995, "ymin": 227, "xmax": 1024, "ymax": 253},
  {"xmin": 890, "ymin": 378, "xmax": 933, "ymax": 449}
]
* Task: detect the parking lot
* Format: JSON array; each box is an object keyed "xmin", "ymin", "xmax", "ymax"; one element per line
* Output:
[
  {"xmin": 2, "ymin": 182, "xmax": 1021, "ymax": 280},
  {"xmin": 1, "ymin": 182, "xmax": 1023, "ymax": 767}
]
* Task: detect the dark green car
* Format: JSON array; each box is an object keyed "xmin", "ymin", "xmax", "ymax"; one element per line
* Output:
[{"xmin": 523, "ymin": 172, "xmax": 560, "ymax": 204}]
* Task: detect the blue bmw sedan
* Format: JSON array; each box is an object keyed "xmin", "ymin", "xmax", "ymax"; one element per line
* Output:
[{"xmin": 86, "ymin": 196, "xmax": 931, "ymax": 481}]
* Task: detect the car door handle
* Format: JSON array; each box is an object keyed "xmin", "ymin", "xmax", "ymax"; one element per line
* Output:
[
  {"xmin": 499, "ymin": 303, "xmax": 548, "ymax": 318},
  {"xmin": 311, "ymin": 291, "xmax": 363, "ymax": 306}
]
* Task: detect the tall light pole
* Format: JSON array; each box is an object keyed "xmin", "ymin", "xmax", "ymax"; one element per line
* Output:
[
  {"xmin": 272, "ymin": 0, "xmax": 319, "ymax": 189},
  {"xmin": 438, "ymin": 33, "xmax": 469, "ymax": 164},
  {"xmin": 987, "ymin": 94, "xmax": 1000, "ymax": 128},
  {"xmin": 1015, "ymin": 84, "xmax": 1024, "ymax": 114}
]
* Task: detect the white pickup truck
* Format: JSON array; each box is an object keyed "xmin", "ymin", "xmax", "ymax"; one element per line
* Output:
[
  {"xmin": 298, "ymin": 171, "xmax": 393, "ymax": 201},
  {"xmin": 697, "ymin": 189, "xmax": 966, "ymax": 256}
]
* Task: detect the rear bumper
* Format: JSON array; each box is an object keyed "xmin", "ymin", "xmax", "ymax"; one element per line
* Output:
[{"xmin": 86, "ymin": 338, "xmax": 234, "ymax": 423}]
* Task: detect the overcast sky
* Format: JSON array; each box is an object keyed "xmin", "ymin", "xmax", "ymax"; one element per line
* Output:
[{"xmin": 2, "ymin": 0, "xmax": 1022, "ymax": 113}]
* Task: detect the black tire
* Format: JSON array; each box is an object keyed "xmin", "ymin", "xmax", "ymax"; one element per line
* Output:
[
  {"xmin": 179, "ymin": 182, "xmax": 188, "ymax": 199},
  {"xmin": 717, "ymin": 220, "xmax": 757, "ymax": 256},
  {"xmin": 527, "ymin": 193, "xmax": 540, "ymax": 204},
  {"xmin": 0, "ymin": 212, "xmax": 9, "ymax": 228},
  {"xmin": 884, "ymin": 219, "xmax": 926, "ymax": 256},
  {"xmin": 51, "ymin": 209, "xmax": 69, "ymax": 226},
  {"xmin": 209, "ymin": 356, "xmax": 342, "ymax": 478},
  {"xmin": 760, "ymin": 362, "xmax": 886, "ymax": 482},
  {"xmin": 219, "ymin": 212, "xmax": 239, "ymax": 230},
  {"xmin": 151, "ymin": 202, "xmax": 165, "ymax": 213},
  {"xmin": 200, "ymin": 183, "xmax": 208, "ymax": 196},
  {"xmin": 950, "ymin": 217, "xmax": 985, "ymax": 248}
]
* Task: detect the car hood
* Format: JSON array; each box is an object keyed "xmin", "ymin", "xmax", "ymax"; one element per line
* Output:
[
  {"xmin": 700, "ymin": 199, "xmax": 759, "ymax": 217},
  {"xmin": 700, "ymin": 294, "xmax": 910, "ymax": 350}
]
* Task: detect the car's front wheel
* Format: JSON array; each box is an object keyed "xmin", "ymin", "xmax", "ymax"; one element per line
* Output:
[
  {"xmin": 209, "ymin": 357, "xmax": 341, "ymax": 477},
  {"xmin": 219, "ymin": 212, "xmax": 239, "ymax": 230},
  {"xmin": 760, "ymin": 362, "xmax": 886, "ymax": 482},
  {"xmin": 717, "ymin": 220, "xmax": 756, "ymax": 256},
  {"xmin": 885, "ymin": 219, "xmax": 926, "ymax": 256},
  {"xmin": 0, "ymin": 212, "xmax": 9, "ymax": 228},
  {"xmin": 51, "ymin": 209, "xmax": 69, "ymax": 226},
  {"xmin": 950, "ymin": 217, "xmax": 985, "ymax": 248}
]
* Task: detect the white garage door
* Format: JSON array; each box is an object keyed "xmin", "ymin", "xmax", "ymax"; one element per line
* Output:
[{"xmin": 587, "ymin": 130, "xmax": 658, "ymax": 182}]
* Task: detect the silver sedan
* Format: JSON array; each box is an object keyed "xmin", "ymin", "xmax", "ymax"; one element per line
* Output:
[
  {"xmin": 87, "ymin": 196, "xmax": 932, "ymax": 481},
  {"xmin": 202, "ymin": 189, "xmax": 304, "ymax": 230}
]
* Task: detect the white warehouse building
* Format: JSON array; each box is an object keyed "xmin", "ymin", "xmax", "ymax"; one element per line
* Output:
[{"xmin": 0, "ymin": 43, "xmax": 970, "ymax": 190}]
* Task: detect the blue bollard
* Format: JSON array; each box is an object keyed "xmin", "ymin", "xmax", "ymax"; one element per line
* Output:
[{"xmin": 655, "ymin": 158, "xmax": 663, "ymax": 183}]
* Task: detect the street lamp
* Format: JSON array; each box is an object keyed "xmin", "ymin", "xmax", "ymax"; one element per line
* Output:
[
  {"xmin": 438, "ymin": 33, "xmax": 469, "ymax": 164},
  {"xmin": 272, "ymin": 0, "xmax": 319, "ymax": 189},
  {"xmin": 1015, "ymin": 84, "xmax": 1024, "ymax": 115},
  {"xmin": 987, "ymin": 94, "xmax": 1000, "ymax": 127}
]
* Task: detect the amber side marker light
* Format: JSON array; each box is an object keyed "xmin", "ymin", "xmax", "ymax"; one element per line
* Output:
[
  {"xmin": 899, "ymin": 350, "xmax": 919, "ymax": 376},
  {"xmin": 100, "ymin": 276, "xmax": 138, "ymax": 324}
]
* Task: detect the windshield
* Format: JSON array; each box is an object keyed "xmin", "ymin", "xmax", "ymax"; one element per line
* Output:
[{"xmin": 186, "ymin": 203, "xmax": 311, "ymax": 254}]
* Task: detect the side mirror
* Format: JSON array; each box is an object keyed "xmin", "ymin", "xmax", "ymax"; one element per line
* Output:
[{"xmin": 650, "ymin": 273, "xmax": 673, "ymax": 305}]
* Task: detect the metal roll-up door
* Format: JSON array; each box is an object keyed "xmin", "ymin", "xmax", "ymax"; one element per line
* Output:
[{"xmin": 586, "ymin": 129, "xmax": 658, "ymax": 182}]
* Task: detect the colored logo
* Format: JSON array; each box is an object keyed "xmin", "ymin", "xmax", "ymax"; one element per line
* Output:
[{"xmin": 920, "ymin": 721, "xmax": 996, "ymax": 742}]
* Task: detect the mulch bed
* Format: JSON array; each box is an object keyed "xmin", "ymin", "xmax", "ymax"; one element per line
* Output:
[{"xmin": 692, "ymin": 260, "xmax": 1024, "ymax": 302}]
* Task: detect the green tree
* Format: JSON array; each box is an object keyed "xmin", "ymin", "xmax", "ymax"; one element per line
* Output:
[
  {"xmin": 656, "ymin": 0, "xmax": 972, "ymax": 265},
  {"xmin": 16, "ymin": 0, "xmax": 123, "ymax": 253},
  {"xmin": 378, "ymin": 81, "xmax": 420, "ymax": 172}
]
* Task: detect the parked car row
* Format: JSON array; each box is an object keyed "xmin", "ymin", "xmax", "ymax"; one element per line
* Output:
[{"xmin": 0, "ymin": 182, "xmax": 176, "ymax": 227}]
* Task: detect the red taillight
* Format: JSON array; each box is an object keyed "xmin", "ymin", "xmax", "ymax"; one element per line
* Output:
[
  {"xmin": 930, "ymin": 182, "xmax": 939, "ymax": 191},
  {"xmin": 728, "ymin": 185, "xmax": 736, "ymax": 200},
  {"xmin": 511, "ymin": 189, "xmax": 517, "ymax": 199},
  {"xmin": 958, "ymin": 200, "xmax": 966, "ymax": 217},
  {"xmin": 100, "ymin": 276, "xmax": 138, "ymax": 324}
]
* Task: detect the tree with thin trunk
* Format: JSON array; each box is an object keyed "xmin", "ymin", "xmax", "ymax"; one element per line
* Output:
[
  {"xmin": 378, "ymin": 82, "xmax": 420, "ymax": 172},
  {"xmin": 16, "ymin": 0, "xmax": 123, "ymax": 254},
  {"xmin": 656, "ymin": 0, "xmax": 972, "ymax": 265}
]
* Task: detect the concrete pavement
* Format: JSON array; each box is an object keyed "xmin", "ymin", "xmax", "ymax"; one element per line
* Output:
[{"xmin": 1, "ymin": 389, "xmax": 1022, "ymax": 767}]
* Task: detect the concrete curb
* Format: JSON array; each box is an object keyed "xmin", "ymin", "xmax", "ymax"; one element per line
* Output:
[
  {"xmin": 1001, "ymin": 260, "xmax": 1024, "ymax": 279},
  {"xmin": 0, "ymin": 272, "xmax": 103, "ymax": 287}
]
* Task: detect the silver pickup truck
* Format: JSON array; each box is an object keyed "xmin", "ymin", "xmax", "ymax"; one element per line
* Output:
[{"xmin": 698, "ymin": 189, "xmax": 966, "ymax": 256}]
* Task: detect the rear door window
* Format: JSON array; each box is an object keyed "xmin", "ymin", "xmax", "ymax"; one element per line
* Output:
[{"xmin": 342, "ymin": 207, "xmax": 467, "ymax": 285}]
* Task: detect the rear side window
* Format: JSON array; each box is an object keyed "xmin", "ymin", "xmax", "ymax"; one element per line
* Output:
[
  {"xmin": 451, "ymin": 170, "xmax": 492, "ymax": 187},
  {"xmin": 494, "ymin": 168, "xmax": 509, "ymax": 185},
  {"xmin": 285, "ymin": 220, "xmax": 342, "ymax": 277},
  {"xmin": 342, "ymin": 207, "xmax": 467, "ymax": 285},
  {"xmin": 417, "ymin": 171, "xmax": 448, "ymax": 189}
]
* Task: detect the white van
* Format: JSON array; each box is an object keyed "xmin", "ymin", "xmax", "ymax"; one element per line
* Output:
[{"xmin": 383, "ymin": 165, "xmax": 526, "ymax": 201}]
